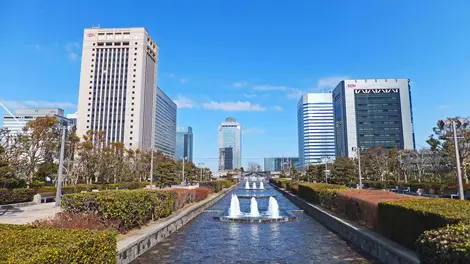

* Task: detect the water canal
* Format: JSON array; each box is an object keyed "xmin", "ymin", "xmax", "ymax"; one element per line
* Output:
[{"xmin": 134, "ymin": 182, "xmax": 377, "ymax": 263}]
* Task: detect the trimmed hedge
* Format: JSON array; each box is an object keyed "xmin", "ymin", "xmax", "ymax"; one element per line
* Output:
[
  {"xmin": 378, "ymin": 199, "xmax": 470, "ymax": 249},
  {"xmin": 270, "ymin": 178, "xmax": 291, "ymax": 188},
  {"xmin": 416, "ymin": 223, "xmax": 470, "ymax": 264},
  {"xmin": 61, "ymin": 190, "xmax": 176, "ymax": 233},
  {"xmin": 0, "ymin": 224, "xmax": 117, "ymax": 263},
  {"xmin": 0, "ymin": 188, "xmax": 36, "ymax": 205},
  {"xmin": 297, "ymin": 183, "xmax": 348, "ymax": 209},
  {"xmin": 200, "ymin": 181, "xmax": 223, "ymax": 192},
  {"xmin": 217, "ymin": 179, "xmax": 233, "ymax": 189}
]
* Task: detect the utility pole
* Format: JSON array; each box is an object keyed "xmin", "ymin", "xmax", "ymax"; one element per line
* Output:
[
  {"xmin": 198, "ymin": 162, "xmax": 204, "ymax": 182},
  {"xmin": 352, "ymin": 147, "xmax": 365, "ymax": 189},
  {"xmin": 182, "ymin": 157, "xmax": 187, "ymax": 185},
  {"xmin": 55, "ymin": 125, "xmax": 66, "ymax": 207},
  {"xmin": 452, "ymin": 121, "xmax": 464, "ymax": 200}
]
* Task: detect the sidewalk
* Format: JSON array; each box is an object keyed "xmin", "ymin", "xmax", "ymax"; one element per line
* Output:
[{"xmin": 0, "ymin": 203, "xmax": 60, "ymax": 225}]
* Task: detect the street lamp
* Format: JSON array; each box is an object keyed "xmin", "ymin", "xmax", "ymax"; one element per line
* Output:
[
  {"xmin": 198, "ymin": 162, "xmax": 204, "ymax": 182},
  {"xmin": 352, "ymin": 146, "xmax": 366, "ymax": 189},
  {"xmin": 321, "ymin": 156, "xmax": 331, "ymax": 184},
  {"xmin": 436, "ymin": 118, "xmax": 468, "ymax": 200},
  {"xmin": 55, "ymin": 121, "xmax": 74, "ymax": 207},
  {"xmin": 182, "ymin": 157, "xmax": 187, "ymax": 185}
]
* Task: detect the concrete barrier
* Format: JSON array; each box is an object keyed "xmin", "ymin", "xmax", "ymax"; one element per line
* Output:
[
  {"xmin": 273, "ymin": 184, "xmax": 420, "ymax": 264},
  {"xmin": 117, "ymin": 185, "xmax": 236, "ymax": 264}
]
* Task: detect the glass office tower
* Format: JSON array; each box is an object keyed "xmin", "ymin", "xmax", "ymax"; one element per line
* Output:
[
  {"xmin": 298, "ymin": 93, "xmax": 335, "ymax": 168},
  {"xmin": 332, "ymin": 79, "xmax": 415, "ymax": 158},
  {"xmin": 175, "ymin": 126, "xmax": 193, "ymax": 162},
  {"xmin": 218, "ymin": 117, "xmax": 241, "ymax": 171}
]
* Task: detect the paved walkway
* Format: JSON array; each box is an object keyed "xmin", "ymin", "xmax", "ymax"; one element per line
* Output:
[{"xmin": 0, "ymin": 203, "xmax": 60, "ymax": 225}]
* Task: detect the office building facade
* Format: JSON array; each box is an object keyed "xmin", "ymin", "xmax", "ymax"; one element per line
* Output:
[
  {"xmin": 76, "ymin": 27, "xmax": 159, "ymax": 150},
  {"xmin": 218, "ymin": 117, "xmax": 241, "ymax": 171},
  {"xmin": 175, "ymin": 126, "xmax": 193, "ymax": 162},
  {"xmin": 3, "ymin": 108, "xmax": 70, "ymax": 135},
  {"xmin": 298, "ymin": 93, "xmax": 335, "ymax": 168},
  {"xmin": 264, "ymin": 157, "xmax": 300, "ymax": 172},
  {"xmin": 154, "ymin": 87, "xmax": 177, "ymax": 158},
  {"xmin": 332, "ymin": 79, "xmax": 415, "ymax": 158},
  {"xmin": 66, "ymin": 112, "xmax": 78, "ymax": 126}
]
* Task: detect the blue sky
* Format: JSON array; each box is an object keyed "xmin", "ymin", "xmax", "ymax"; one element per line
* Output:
[{"xmin": 1, "ymin": 1, "xmax": 470, "ymax": 171}]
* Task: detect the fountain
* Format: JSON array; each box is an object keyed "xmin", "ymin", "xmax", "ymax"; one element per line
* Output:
[
  {"xmin": 250, "ymin": 197, "xmax": 260, "ymax": 217},
  {"xmin": 252, "ymin": 182, "xmax": 257, "ymax": 189},
  {"xmin": 228, "ymin": 195, "xmax": 241, "ymax": 218},
  {"xmin": 245, "ymin": 181, "xmax": 250, "ymax": 189},
  {"xmin": 260, "ymin": 182, "xmax": 264, "ymax": 189},
  {"xmin": 266, "ymin": 196, "xmax": 280, "ymax": 218}
]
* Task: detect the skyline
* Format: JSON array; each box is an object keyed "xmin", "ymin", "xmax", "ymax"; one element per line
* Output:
[{"xmin": 1, "ymin": 1, "xmax": 470, "ymax": 171}]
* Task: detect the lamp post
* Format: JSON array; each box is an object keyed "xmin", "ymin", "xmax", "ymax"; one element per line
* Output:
[
  {"xmin": 182, "ymin": 157, "xmax": 187, "ymax": 185},
  {"xmin": 198, "ymin": 162, "xmax": 204, "ymax": 182},
  {"xmin": 321, "ymin": 156, "xmax": 331, "ymax": 183},
  {"xmin": 352, "ymin": 146, "xmax": 365, "ymax": 189},
  {"xmin": 437, "ymin": 118, "xmax": 468, "ymax": 200},
  {"xmin": 55, "ymin": 121, "xmax": 72, "ymax": 207}
]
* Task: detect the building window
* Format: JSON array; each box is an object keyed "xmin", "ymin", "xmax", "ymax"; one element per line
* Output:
[{"xmin": 130, "ymin": 137, "xmax": 133, "ymax": 140}]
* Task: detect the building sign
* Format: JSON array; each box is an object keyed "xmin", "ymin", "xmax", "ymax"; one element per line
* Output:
[
  {"xmin": 347, "ymin": 84, "xmax": 356, "ymax": 88},
  {"xmin": 86, "ymin": 33, "xmax": 95, "ymax": 37}
]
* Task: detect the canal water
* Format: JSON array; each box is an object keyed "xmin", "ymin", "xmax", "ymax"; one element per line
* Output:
[{"xmin": 134, "ymin": 184, "xmax": 377, "ymax": 263}]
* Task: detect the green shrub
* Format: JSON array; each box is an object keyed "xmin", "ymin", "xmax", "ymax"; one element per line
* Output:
[
  {"xmin": 61, "ymin": 190, "xmax": 177, "ymax": 232},
  {"xmin": 200, "ymin": 181, "xmax": 223, "ymax": 192},
  {"xmin": 0, "ymin": 188, "xmax": 36, "ymax": 205},
  {"xmin": 416, "ymin": 223, "xmax": 470, "ymax": 264},
  {"xmin": 378, "ymin": 199, "xmax": 470, "ymax": 249},
  {"xmin": 0, "ymin": 224, "xmax": 116, "ymax": 263},
  {"xmin": 297, "ymin": 183, "xmax": 348, "ymax": 209},
  {"xmin": 270, "ymin": 179, "xmax": 291, "ymax": 188},
  {"xmin": 118, "ymin": 182, "xmax": 142, "ymax": 190},
  {"xmin": 0, "ymin": 177, "xmax": 27, "ymax": 189},
  {"xmin": 216, "ymin": 179, "xmax": 232, "ymax": 189}
]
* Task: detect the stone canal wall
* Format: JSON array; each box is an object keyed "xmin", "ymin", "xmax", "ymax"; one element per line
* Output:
[
  {"xmin": 273, "ymin": 185, "xmax": 420, "ymax": 264},
  {"xmin": 117, "ymin": 185, "xmax": 236, "ymax": 264}
]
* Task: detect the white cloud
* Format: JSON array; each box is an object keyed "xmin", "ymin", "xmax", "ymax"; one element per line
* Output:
[
  {"xmin": 438, "ymin": 105, "xmax": 450, "ymax": 110},
  {"xmin": 272, "ymin": 105, "xmax": 283, "ymax": 111},
  {"xmin": 286, "ymin": 89, "xmax": 304, "ymax": 99},
  {"xmin": 233, "ymin": 82, "xmax": 247, "ymax": 88},
  {"xmin": 242, "ymin": 128, "xmax": 266, "ymax": 135},
  {"xmin": 179, "ymin": 78, "xmax": 189, "ymax": 84},
  {"xmin": 168, "ymin": 73, "xmax": 175, "ymax": 78},
  {"xmin": 243, "ymin": 93, "xmax": 256, "ymax": 98},
  {"xmin": 0, "ymin": 99, "xmax": 75, "ymax": 110},
  {"xmin": 316, "ymin": 76, "xmax": 349, "ymax": 90},
  {"xmin": 252, "ymin": 85, "xmax": 290, "ymax": 91},
  {"xmin": 173, "ymin": 96, "xmax": 196, "ymax": 109},
  {"xmin": 202, "ymin": 101, "xmax": 266, "ymax": 112},
  {"xmin": 65, "ymin": 42, "xmax": 81, "ymax": 61}
]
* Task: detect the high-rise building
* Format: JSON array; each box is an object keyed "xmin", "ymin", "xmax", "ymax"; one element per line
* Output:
[
  {"xmin": 175, "ymin": 126, "xmax": 193, "ymax": 162},
  {"xmin": 76, "ymin": 27, "xmax": 159, "ymax": 150},
  {"xmin": 298, "ymin": 93, "xmax": 335, "ymax": 168},
  {"xmin": 3, "ymin": 108, "xmax": 71, "ymax": 135},
  {"xmin": 264, "ymin": 157, "xmax": 300, "ymax": 172},
  {"xmin": 218, "ymin": 117, "xmax": 241, "ymax": 171},
  {"xmin": 154, "ymin": 87, "xmax": 177, "ymax": 158},
  {"xmin": 332, "ymin": 79, "xmax": 415, "ymax": 158}
]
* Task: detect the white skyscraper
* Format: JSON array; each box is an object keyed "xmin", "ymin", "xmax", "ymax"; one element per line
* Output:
[
  {"xmin": 154, "ymin": 87, "xmax": 177, "ymax": 157},
  {"xmin": 298, "ymin": 93, "xmax": 335, "ymax": 168},
  {"xmin": 76, "ymin": 27, "xmax": 158, "ymax": 150},
  {"xmin": 218, "ymin": 117, "xmax": 241, "ymax": 171}
]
